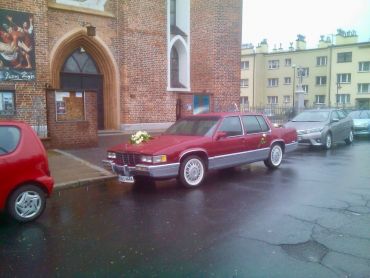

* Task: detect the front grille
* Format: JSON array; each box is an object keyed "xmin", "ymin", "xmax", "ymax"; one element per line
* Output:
[{"xmin": 116, "ymin": 153, "xmax": 140, "ymax": 166}]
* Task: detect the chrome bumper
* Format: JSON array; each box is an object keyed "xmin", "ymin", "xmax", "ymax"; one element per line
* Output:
[
  {"xmin": 103, "ymin": 160, "xmax": 180, "ymax": 179},
  {"xmin": 297, "ymin": 132, "xmax": 324, "ymax": 146}
]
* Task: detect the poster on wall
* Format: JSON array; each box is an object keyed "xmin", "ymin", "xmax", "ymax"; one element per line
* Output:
[
  {"xmin": 0, "ymin": 9, "xmax": 36, "ymax": 81},
  {"xmin": 56, "ymin": 0, "xmax": 107, "ymax": 11}
]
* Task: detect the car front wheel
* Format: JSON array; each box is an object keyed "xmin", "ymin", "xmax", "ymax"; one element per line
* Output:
[
  {"xmin": 7, "ymin": 184, "xmax": 46, "ymax": 223},
  {"xmin": 323, "ymin": 133, "xmax": 332, "ymax": 150},
  {"xmin": 264, "ymin": 144, "xmax": 283, "ymax": 169},
  {"xmin": 345, "ymin": 130, "xmax": 354, "ymax": 145},
  {"xmin": 179, "ymin": 155, "xmax": 206, "ymax": 188}
]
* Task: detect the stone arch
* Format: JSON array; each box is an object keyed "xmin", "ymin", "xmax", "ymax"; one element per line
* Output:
[{"xmin": 50, "ymin": 27, "xmax": 120, "ymax": 130}]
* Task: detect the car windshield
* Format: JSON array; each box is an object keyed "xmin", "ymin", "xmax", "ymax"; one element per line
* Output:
[
  {"xmin": 349, "ymin": 110, "xmax": 370, "ymax": 119},
  {"xmin": 292, "ymin": 111, "xmax": 330, "ymax": 122},
  {"xmin": 165, "ymin": 117, "xmax": 220, "ymax": 136}
]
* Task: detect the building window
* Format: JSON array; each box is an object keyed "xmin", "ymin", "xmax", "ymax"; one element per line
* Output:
[
  {"xmin": 284, "ymin": 77, "xmax": 291, "ymax": 85},
  {"xmin": 337, "ymin": 52, "xmax": 352, "ymax": 63},
  {"xmin": 170, "ymin": 47, "xmax": 184, "ymax": 88},
  {"xmin": 268, "ymin": 60, "xmax": 279, "ymax": 69},
  {"xmin": 241, "ymin": 61, "xmax": 249, "ymax": 70},
  {"xmin": 302, "ymin": 85, "xmax": 308, "ymax": 93},
  {"xmin": 336, "ymin": 94, "xmax": 350, "ymax": 104},
  {"xmin": 315, "ymin": 95, "xmax": 326, "ymax": 104},
  {"xmin": 283, "ymin": 95, "xmax": 291, "ymax": 104},
  {"xmin": 168, "ymin": 0, "xmax": 190, "ymax": 91},
  {"xmin": 316, "ymin": 56, "xmax": 327, "ymax": 66},
  {"xmin": 359, "ymin": 61, "xmax": 370, "ymax": 72},
  {"xmin": 316, "ymin": 76, "xmax": 327, "ymax": 85},
  {"xmin": 240, "ymin": 79, "xmax": 249, "ymax": 87},
  {"xmin": 240, "ymin": 96, "xmax": 249, "ymax": 110},
  {"xmin": 0, "ymin": 91, "xmax": 15, "ymax": 116},
  {"xmin": 170, "ymin": 0, "xmax": 176, "ymax": 26},
  {"xmin": 358, "ymin": 83, "xmax": 370, "ymax": 94},
  {"xmin": 337, "ymin": 73, "xmax": 351, "ymax": 84},
  {"xmin": 285, "ymin": 58, "xmax": 291, "ymax": 67},
  {"xmin": 267, "ymin": 96, "xmax": 278, "ymax": 104},
  {"xmin": 298, "ymin": 67, "xmax": 309, "ymax": 77},
  {"xmin": 268, "ymin": 78, "xmax": 279, "ymax": 87}
]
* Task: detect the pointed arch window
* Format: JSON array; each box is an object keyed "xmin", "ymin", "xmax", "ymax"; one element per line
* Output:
[{"xmin": 62, "ymin": 48, "xmax": 99, "ymax": 74}]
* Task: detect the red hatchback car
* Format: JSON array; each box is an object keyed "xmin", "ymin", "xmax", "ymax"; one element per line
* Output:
[
  {"xmin": 0, "ymin": 121, "xmax": 54, "ymax": 222},
  {"xmin": 105, "ymin": 112, "xmax": 298, "ymax": 188}
]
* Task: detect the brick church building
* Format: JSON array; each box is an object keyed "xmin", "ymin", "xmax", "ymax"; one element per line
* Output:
[{"xmin": 0, "ymin": 0, "xmax": 242, "ymax": 147}]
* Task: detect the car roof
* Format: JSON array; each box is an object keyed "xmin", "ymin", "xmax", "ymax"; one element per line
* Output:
[
  {"xmin": 0, "ymin": 120, "xmax": 27, "ymax": 126},
  {"xmin": 186, "ymin": 112, "xmax": 264, "ymax": 118}
]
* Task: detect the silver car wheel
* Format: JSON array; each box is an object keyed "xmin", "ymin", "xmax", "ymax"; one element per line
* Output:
[
  {"xmin": 184, "ymin": 158, "xmax": 205, "ymax": 186},
  {"xmin": 325, "ymin": 133, "xmax": 332, "ymax": 149},
  {"xmin": 345, "ymin": 130, "xmax": 354, "ymax": 144},
  {"xmin": 14, "ymin": 191, "xmax": 42, "ymax": 219},
  {"xmin": 271, "ymin": 145, "xmax": 283, "ymax": 166}
]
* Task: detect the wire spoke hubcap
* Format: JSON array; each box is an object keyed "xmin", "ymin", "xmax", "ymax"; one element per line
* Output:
[
  {"xmin": 271, "ymin": 146, "xmax": 282, "ymax": 165},
  {"xmin": 184, "ymin": 159, "xmax": 204, "ymax": 185}
]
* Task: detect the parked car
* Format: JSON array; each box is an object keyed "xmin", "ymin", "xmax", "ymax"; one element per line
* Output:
[
  {"xmin": 348, "ymin": 110, "xmax": 370, "ymax": 137},
  {"xmin": 0, "ymin": 121, "xmax": 54, "ymax": 222},
  {"xmin": 104, "ymin": 112, "xmax": 298, "ymax": 188},
  {"xmin": 284, "ymin": 109, "xmax": 354, "ymax": 149}
]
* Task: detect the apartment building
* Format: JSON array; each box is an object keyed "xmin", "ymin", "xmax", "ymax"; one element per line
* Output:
[{"xmin": 241, "ymin": 31, "xmax": 370, "ymax": 110}]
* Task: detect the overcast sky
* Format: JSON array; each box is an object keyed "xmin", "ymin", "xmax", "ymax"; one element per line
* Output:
[{"xmin": 242, "ymin": 0, "xmax": 370, "ymax": 49}]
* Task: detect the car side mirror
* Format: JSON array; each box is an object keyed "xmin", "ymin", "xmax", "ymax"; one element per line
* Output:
[
  {"xmin": 331, "ymin": 118, "xmax": 339, "ymax": 123},
  {"xmin": 215, "ymin": 131, "xmax": 227, "ymax": 140}
]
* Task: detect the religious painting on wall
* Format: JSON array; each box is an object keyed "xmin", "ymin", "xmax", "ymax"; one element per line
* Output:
[
  {"xmin": 56, "ymin": 0, "xmax": 107, "ymax": 12},
  {"xmin": 0, "ymin": 9, "xmax": 36, "ymax": 81}
]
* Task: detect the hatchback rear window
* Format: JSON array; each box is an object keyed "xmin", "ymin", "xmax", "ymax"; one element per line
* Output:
[{"xmin": 0, "ymin": 126, "xmax": 20, "ymax": 155}]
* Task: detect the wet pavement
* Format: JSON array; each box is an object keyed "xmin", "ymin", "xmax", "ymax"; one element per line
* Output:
[{"xmin": 1, "ymin": 140, "xmax": 370, "ymax": 277}]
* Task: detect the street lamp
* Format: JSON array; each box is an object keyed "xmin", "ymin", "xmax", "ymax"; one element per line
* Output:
[{"xmin": 336, "ymin": 82, "xmax": 342, "ymax": 107}]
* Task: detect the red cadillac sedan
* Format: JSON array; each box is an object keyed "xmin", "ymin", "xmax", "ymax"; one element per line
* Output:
[
  {"xmin": 105, "ymin": 112, "xmax": 298, "ymax": 188},
  {"xmin": 0, "ymin": 121, "xmax": 54, "ymax": 222}
]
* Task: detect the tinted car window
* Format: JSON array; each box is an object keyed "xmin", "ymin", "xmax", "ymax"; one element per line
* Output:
[
  {"xmin": 242, "ymin": 116, "xmax": 261, "ymax": 134},
  {"xmin": 165, "ymin": 117, "xmax": 219, "ymax": 136},
  {"xmin": 218, "ymin": 116, "xmax": 243, "ymax": 136},
  {"xmin": 292, "ymin": 111, "xmax": 330, "ymax": 122},
  {"xmin": 256, "ymin": 116, "xmax": 270, "ymax": 132},
  {"xmin": 331, "ymin": 111, "xmax": 340, "ymax": 121},
  {"xmin": 0, "ymin": 126, "xmax": 20, "ymax": 155},
  {"xmin": 337, "ymin": 110, "xmax": 346, "ymax": 119}
]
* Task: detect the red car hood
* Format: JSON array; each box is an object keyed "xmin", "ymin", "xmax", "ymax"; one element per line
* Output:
[{"xmin": 108, "ymin": 134, "xmax": 206, "ymax": 154}]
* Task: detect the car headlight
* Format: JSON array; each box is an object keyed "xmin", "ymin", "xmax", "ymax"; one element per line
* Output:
[
  {"xmin": 307, "ymin": 127, "xmax": 323, "ymax": 133},
  {"xmin": 107, "ymin": 152, "xmax": 116, "ymax": 159},
  {"xmin": 141, "ymin": 155, "xmax": 167, "ymax": 164}
]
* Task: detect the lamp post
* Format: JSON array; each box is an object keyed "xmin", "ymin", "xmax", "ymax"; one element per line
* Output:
[{"xmin": 336, "ymin": 82, "xmax": 341, "ymax": 107}]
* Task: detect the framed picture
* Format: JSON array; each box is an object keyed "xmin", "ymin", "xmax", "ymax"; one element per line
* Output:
[
  {"xmin": 0, "ymin": 9, "xmax": 36, "ymax": 81},
  {"xmin": 0, "ymin": 91, "xmax": 15, "ymax": 115},
  {"xmin": 55, "ymin": 91, "xmax": 85, "ymax": 121}
]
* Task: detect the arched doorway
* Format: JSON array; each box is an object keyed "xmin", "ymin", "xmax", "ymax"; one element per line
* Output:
[
  {"xmin": 60, "ymin": 48, "xmax": 104, "ymax": 129},
  {"xmin": 50, "ymin": 28, "xmax": 120, "ymax": 130}
]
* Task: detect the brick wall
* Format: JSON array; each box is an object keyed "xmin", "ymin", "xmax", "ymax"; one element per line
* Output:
[
  {"xmin": 46, "ymin": 90, "xmax": 98, "ymax": 148},
  {"xmin": 1, "ymin": 0, "xmax": 242, "ymax": 136}
]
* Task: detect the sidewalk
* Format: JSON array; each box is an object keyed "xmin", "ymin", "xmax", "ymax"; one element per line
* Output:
[{"xmin": 48, "ymin": 132, "xmax": 161, "ymax": 190}]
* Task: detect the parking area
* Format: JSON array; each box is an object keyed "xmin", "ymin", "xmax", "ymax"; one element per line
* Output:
[{"xmin": 1, "ymin": 140, "xmax": 370, "ymax": 277}]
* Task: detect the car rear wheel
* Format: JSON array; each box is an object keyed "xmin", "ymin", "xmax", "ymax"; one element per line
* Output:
[
  {"xmin": 345, "ymin": 130, "xmax": 354, "ymax": 145},
  {"xmin": 7, "ymin": 184, "xmax": 46, "ymax": 223},
  {"xmin": 179, "ymin": 155, "xmax": 206, "ymax": 188},
  {"xmin": 264, "ymin": 144, "xmax": 283, "ymax": 169},
  {"xmin": 323, "ymin": 133, "xmax": 332, "ymax": 150}
]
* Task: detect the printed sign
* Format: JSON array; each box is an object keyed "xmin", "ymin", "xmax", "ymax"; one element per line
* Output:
[{"xmin": 0, "ymin": 9, "xmax": 36, "ymax": 81}]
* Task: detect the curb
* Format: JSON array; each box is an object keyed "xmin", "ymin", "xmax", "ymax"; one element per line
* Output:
[
  {"xmin": 54, "ymin": 175, "xmax": 117, "ymax": 191},
  {"xmin": 52, "ymin": 149, "xmax": 118, "ymax": 190}
]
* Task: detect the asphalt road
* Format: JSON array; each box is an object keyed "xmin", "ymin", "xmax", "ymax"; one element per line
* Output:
[{"xmin": 1, "ymin": 139, "xmax": 370, "ymax": 278}]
